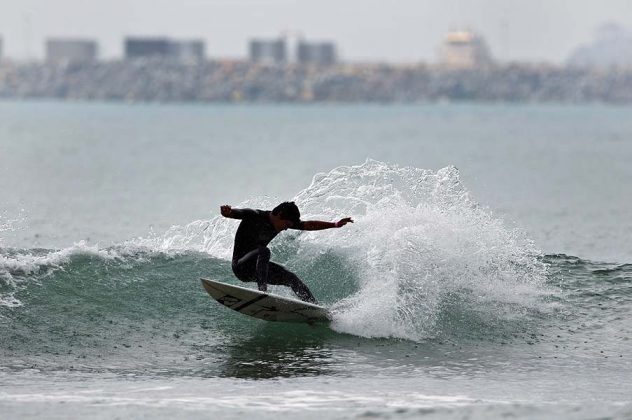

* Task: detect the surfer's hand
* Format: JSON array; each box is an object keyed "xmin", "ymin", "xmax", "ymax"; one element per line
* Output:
[
  {"xmin": 220, "ymin": 205, "xmax": 232, "ymax": 217},
  {"xmin": 336, "ymin": 217, "xmax": 354, "ymax": 227}
]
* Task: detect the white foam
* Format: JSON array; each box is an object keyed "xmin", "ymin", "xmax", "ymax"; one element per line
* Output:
[
  {"xmin": 290, "ymin": 161, "xmax": 549, "ymax": 340},
  {"xmin": 0, "ymin": 209, "xmax": 27, "ymax": 247},
  {"xmin": 0, "ymin": 241, "xmax": 125, "ymax": 277},
  {"xmin": 0, "ymin": 241, "xmax": 155, "ymax": 307},
  {"xmin": 129, "ymin": 196, "xmax": 280, "ymax": 259}
]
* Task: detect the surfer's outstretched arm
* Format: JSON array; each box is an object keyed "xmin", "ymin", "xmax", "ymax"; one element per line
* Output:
[
  {"xmin": 220, "ymin": 205, "xmax": 256, "ymax": 219},
  {"xmin": 298, "ymin": 217, "xmax": 354, "ymax": 231}
]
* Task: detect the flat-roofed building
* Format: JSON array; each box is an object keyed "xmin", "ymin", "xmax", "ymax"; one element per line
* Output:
[
  {"xmin": 46, "ymin": 38, "xmax": 98, "ymax": 62},
  {"xmin": 125, "ymin": 37, "xmax": 206, "ymax": 61},
  {"xmin": 169, "ymin": 40, "xmax": 205, "ymax": 61},
  {"xmin": 249, "ymin": 38, "xmax": 286, "ymax": 64},
  {"xmin": 440, "ymin": 30, "xmax": 492, "ymax": 69},
  {"xmin": 296, "ymin": 41, "xmax": 337, "ymax": 66},
  {"xmin": 125, "ymin": 37, "xmax": 171, "ymax": 59}
]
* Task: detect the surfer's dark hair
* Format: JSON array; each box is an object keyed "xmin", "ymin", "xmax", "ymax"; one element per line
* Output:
[{"xmin": 272, "ymin": 201, "xmax": 301, "ymax": 225}]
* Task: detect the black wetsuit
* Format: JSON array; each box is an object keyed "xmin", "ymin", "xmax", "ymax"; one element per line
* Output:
[{"xmin": 230, "ymin": 208, "xmax": 316, "ymax": 303}]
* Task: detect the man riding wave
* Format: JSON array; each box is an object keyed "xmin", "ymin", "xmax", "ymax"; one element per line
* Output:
[{"xmin": 221, "ymin": 202, "xmax": 353, "ymax": 303}]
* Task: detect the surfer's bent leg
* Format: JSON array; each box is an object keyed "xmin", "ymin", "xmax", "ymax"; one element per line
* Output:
[
  {"xmin": 267, "ymin": 262, "xmax": 317, "ymax": 304},
  {"xmin": 255, "ymin": 246, "xmax": 270, "ymax": 292},
  {"xmin": 231, "ymin": 247, "xmax": 270, "ymax": 292}
]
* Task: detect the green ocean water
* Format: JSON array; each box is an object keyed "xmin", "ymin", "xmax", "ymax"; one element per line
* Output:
[{"xmin": 1, "ymin": 101, "xmax": 631, "ymax": 419}]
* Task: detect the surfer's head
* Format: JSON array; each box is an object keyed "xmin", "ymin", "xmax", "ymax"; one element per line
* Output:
[{"xmin": 272, "ymin": 201, "xmax": 301, "ymax": 229}]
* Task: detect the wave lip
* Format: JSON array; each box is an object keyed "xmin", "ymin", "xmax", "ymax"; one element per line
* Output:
[{"xmin": 0, "ymin": 241, "xmax": 185, "ymax": 308}]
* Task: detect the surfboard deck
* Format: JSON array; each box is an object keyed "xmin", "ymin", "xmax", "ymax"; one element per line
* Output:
[{"xmin": 201, "ymin": 278, "xmax": 330, "ymax": 323}]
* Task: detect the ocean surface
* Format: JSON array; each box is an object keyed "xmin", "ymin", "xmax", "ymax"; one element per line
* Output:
[{"xmin": 1, "ymin": 101, "xmax": 631, "ymax": 419}]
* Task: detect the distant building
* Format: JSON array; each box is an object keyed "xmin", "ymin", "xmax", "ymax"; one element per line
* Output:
[
  {"xmin": 46, "ymin": 38, "xmax": 98, "ymax": 63},
  {"xmin": 296, "ymin": 41, "xmax": 337, "ymax": 66},
  {"xmin": 439, "ymin": 30, "xmax": 492, "ymax": 69},
  {"xmin": 169, "ymin": 40, "xmax": 205, "ymax": 61},
  {"xmin": 125, "ymin": 37, "xmax": 206, "ymax": 61},
  {"xmin": 567, "ymin": 23, "xmax": 632, "ymax": 69},
  {"xmin": 125, "ymin": 37, "xmax": 171, "ymax": 59},
  {"xmin": 249, "ymin": 38, "xmax": 286, "ymax": 64}
]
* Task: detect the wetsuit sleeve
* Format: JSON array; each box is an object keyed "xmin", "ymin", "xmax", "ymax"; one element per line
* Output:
[{"xmin": 229, "ymin": 208, "xmax": 258, "ymax": 220}]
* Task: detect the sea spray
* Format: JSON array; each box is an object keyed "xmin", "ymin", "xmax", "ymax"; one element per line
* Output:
[
  {"xmin": 0, "ymin": 209, "xmax": 26, "ymax": 245},
  {"xmin": 138, "ymin": 160, "xmax": 549, "ymax": 341},
  {"xmin": 291, "ymin": 161, "xmax": 549, "ymax": 340},
  {"xmin": 132, "ymin": 196, "xmax": 281, "ymax": 259}
]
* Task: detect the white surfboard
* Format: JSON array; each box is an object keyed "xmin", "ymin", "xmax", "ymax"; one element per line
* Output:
[{"xmin": 201, "ymin": 278, "xmax": 330, "ymax": 323}]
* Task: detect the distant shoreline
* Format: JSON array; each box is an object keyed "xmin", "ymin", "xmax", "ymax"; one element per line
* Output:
[{"xmin": 2, "ymin": 59, "xmax": 631, "ymax": 104}]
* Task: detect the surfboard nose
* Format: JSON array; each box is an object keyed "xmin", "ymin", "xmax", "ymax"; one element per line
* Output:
[{"xmin": 200, "ymin": 278, "xmax": 213, "ymax": 293}]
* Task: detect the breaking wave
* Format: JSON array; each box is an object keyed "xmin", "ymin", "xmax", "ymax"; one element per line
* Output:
[{"xmin": 1, "ymin": 161, "xmax": 552, "ymax": 343}]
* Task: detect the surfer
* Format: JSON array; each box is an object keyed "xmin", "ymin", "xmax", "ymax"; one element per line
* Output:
[{"xmin": 220, "ymin": 202, "xmax": 353, "ymax": 303}]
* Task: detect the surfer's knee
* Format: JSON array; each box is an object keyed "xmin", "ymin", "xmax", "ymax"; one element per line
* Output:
[
  {"xmin": 232, "ymin": 263, "xmax": 251, "ymax": 283},
  {"xmin": 231, "ymin": 261, "xmax": 241, "ymax": 276},
  {"xmin": 232, "ymin": 270, "xmax": 250, "ymax": 283}
]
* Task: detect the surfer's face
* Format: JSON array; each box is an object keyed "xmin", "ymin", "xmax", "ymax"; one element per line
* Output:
[
  {"xmin": 278, "ymin": 218, "xmax": 294, "ymax": 231},
  {"xmin": 270, "ymin": 212, "xmax": 294, "ymax": 231}
]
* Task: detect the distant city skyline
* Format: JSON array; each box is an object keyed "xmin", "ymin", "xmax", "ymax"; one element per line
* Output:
[{"xmin": 1, "ymin": 0, "xmax": 631, "ymax": 63}]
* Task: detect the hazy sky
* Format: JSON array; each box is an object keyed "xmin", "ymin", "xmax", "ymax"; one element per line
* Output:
[{"xmin": 1, "ymin": 0, "xmax": 631, "ymax": 63}]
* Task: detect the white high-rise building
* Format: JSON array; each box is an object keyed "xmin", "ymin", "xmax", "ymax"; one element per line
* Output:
[{"xmin": 440, "ymin": 31, "xmax": 492, "ymax": 69}]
